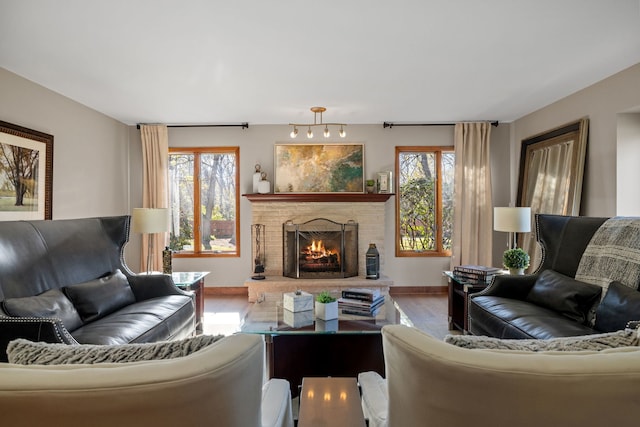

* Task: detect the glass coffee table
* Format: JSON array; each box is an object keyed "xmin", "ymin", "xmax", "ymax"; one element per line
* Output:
[{"xmin": 240, "ymin": 292, "xmax": 411, "ymax": 397}]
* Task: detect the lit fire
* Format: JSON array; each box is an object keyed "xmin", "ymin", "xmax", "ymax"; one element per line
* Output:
[{"xmin": 302, "ymin": 240, "xmax": 338, "ymax": 260}]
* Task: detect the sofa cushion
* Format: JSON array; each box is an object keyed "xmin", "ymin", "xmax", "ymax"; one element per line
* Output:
[
  {"xmin": 595, "ymin": 281, "xmax": 640, "ymax": 332},
  {"xmin": 525, "ymin": 269, "xmax": 602, "ymax": 324},
  {"xmin": 2, "ymin": 289, "xmax": 83, "ymax": 332},
  {"xmin": 63, "ymin": 269, "xmax": 136, "ymax": 322},
  {"xmin": 469, "ymin": 296, "xmax": 597, "ymax": 339},
  {"xmin": 444, "ymin": 328, "xmax": 639, "ymax": 351},
  {"xmin": 6, "ymin": 334, "xmax": 224, "ymax": 365},
  {"xmin": 70, "ymin": 295, "xmax": 194, "ymax": 345}
]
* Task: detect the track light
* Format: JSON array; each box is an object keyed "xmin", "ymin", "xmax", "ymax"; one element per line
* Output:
[{"xmin": 289, "ymin": 106, "xmax": 347, "ymax": 139}]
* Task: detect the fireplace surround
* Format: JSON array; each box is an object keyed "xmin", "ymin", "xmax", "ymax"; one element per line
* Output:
[{"xmin": 283, "ymin": 218, "xmax": 358, "ymax": 279}]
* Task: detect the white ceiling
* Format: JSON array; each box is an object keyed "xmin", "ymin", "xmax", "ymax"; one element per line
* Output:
[{"xmin": 1, "ymin": 0, "xmax": 639, "ymax": 126}]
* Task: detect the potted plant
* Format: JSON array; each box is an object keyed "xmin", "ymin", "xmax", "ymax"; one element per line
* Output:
[
  {"xmin": 502, "ymin": 247, "xmax": 530, "ymax": 275},
  {"xmin": 366, "ymin": 179, "xmax": 376, "ymax": 193},
  {"xmin": 315, "ymin": 291, "xmax": 338, "ymax": 320}
]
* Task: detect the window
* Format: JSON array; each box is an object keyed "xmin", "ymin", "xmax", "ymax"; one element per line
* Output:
[
  {"xmin": 395, "ymin": 146, "xmax": 454, "ymax": 257},
  {"xmin": 168, "ymin": 147, "xmax": 239, "ymax": 257}
]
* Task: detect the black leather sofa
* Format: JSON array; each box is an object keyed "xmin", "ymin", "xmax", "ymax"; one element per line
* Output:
[
  {"xmin": 468, "ymin": 214, "xmax": 640, "ymax": 339},
  {"xmin": 0, "ymin": 216, "xmax": 195, "ymax": 362}
]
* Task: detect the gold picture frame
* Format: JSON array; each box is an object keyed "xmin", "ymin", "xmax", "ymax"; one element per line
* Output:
[{"xmin": 0, "ymin": 120, "xmax": 53, "ymax": 220}]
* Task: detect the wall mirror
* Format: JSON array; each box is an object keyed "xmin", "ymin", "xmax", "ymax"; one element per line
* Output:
[{"xmin": 517, "ymin": 118, "xmax": 589, "ymax": 270}]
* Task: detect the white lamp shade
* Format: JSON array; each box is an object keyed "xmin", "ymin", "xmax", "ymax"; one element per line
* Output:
[
  {"xmin": 131, "ymin": 208, "xmax": 169, "ymax": 234},
  {"xmin": 494, "ymin": 207, "xmax": 531, "ymax": 233}
]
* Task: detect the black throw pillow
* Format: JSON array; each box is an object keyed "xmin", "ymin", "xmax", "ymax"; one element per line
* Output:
[
  {"xmin": 526, "ymin": 269, "xmax": 602, "ymax": 324},
  {"xmin": 595, "ymin": 281, "xmax": 640, "ymax": 332}
]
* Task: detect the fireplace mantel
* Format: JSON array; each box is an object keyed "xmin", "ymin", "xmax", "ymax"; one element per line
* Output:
[{"xmin": 243, "ymin": 193, "xmax": 393, "ymax": 203}]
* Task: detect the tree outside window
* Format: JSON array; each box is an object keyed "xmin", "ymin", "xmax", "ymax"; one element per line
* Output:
[
  {"xmin": 168, "ymin": 147, "xmax": 239, "ymax": 257},
  {"xmin": 395, "ymin": 146, "xmax": 454, "ymax": 257}
]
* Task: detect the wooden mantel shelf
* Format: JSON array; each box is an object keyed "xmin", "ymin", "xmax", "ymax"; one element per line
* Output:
[{"xmin": 243, "ymin": 193, "xmax": 394, "ymax": 203}]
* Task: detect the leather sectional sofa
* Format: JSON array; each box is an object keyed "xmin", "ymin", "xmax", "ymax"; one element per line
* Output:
[
  {"xmin": 468, "ymin": 214, "xmax": 640, "ymax": 339},
  {"xmin": 0, "ymin": 216, "xmax": 195, "ymax": 362}
]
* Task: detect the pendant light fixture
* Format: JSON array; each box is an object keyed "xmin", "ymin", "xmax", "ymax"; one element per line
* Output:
[{"xmin": 289, "ymin": 107, "xmax": 347, "ymax": 139}]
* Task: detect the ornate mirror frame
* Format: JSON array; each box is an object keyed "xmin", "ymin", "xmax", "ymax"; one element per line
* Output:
[{"xmin": 517, "ymin": 118, "xmax": 589, "ymax": 268}]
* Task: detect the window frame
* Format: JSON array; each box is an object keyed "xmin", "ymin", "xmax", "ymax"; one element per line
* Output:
[
  {"xmin": 169, "ymin": 146, "xmax": 240, "ymax": 258},
  {"xmin": 395, "ymin": 145, "xmax": 454, "ymax": 258}
]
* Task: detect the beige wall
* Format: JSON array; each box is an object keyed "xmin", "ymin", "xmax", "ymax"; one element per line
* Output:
[
  {"xmin": 0, "ymin": 68, "xmax": 131, "ymax": 220},
  {"xmin": 512, "ymin": 63, "xmax": 640, "ymax": 217}
]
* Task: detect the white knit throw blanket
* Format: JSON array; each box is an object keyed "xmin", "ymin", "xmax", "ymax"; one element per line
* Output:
[{"xmin": 575, "ymin": 217, "xmax": 640, "ymax": 290}]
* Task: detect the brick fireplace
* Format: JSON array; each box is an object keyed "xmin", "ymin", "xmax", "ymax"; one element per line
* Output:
[{"xmin": 244, "ymin": 194, "xmax": 393, "ymax": 301}]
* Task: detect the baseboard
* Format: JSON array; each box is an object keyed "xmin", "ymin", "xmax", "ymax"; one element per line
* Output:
[
  {"xmin": 203, "ymin": 286, "xmax": 248, "ymax": 296},
  {"xmin": 389, "ymin": 286, "xmax": 447, "ymax": 295}
]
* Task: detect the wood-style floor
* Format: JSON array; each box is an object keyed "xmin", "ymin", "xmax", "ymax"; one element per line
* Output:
[{"xmin": 203, "ymin": 292, "xmax": 454, "ymax": 340}]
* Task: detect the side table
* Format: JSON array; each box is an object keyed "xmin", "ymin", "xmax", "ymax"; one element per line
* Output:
[
  {"xmin": 443, "ymin": 271, "xmax": 489, "ymax": 333},
  {"xmin": 172, "ymin": 272, "xmax": 209, "ymax": 332}
]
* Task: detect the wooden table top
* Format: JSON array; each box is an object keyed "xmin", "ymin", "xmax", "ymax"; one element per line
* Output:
[{"xmin": 297, "ymin": 377, "xmax": 366, "ymax": 427}]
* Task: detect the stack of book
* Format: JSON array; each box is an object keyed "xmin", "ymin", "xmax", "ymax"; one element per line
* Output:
[
  {"xmin": 338, "ymin": 288, "xmax": 385, "ymax": 316},
  {"xmin": 453, "ymin": 265, "xmax": 502, "ymax": 285}
]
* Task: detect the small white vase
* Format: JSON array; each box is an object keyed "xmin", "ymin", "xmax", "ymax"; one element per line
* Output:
[
  {"xmin": 509, "ymin": 267, "xmax": 525, "ymax": 275},
  {"xmin": 315, "ymin": 301, "xmax": 339, "ymax": 320}
]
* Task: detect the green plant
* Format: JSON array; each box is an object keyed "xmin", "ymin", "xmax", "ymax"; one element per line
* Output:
[
  {"xmin": 366, "ymin": 179, "xmax": 375, "ymax": 186},
  {"xmin": 503, "ymin": 247, "xmax": 530, "ymax": 269},
  {"xmin": 316, "ymin": 291, "xmax": 336, "ymax": 303}
]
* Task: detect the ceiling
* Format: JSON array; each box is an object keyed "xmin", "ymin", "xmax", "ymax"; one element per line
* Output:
[{"xmin": 1, "ymin": 0, "xmax": 639, "ymax": 126}]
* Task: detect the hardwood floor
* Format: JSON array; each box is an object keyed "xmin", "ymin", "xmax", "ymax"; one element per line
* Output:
[{"xmin": 203, "ymin": 292, "xmax": 454, "ymax": 340}]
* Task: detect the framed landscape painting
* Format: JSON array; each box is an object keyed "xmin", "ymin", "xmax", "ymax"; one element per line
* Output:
[
  {"xmin": 274, "ymin": 143, "xmax": 364, "ymax": 193},
  {"xmin": 0, "ymin": 120, "xmax": 53, "ymax": 220}
]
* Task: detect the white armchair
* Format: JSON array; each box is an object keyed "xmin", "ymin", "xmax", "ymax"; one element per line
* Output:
[
  {"xmin": 0, "ymin": 334, "xmax": 293, "ymax": 427},
  {"xmin": 359, "ymin": 325, "xmax": 640, "ymax": 427}
]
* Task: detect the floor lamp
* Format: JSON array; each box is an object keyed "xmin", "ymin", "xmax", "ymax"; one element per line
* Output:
[
  {"xmin": 131, "ymin": 208, "xmax": 169, "ymax": 274},
  {"xmin": 494, "ymin": 207, "xmax": 531, "ymax": 249}
]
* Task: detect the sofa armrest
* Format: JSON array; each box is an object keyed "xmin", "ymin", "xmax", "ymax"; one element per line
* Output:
[
  {"xmin": 261, "ymin": 378, "xmax": 294, "ymax": 427},
  {"xmin": 472, "ymin": 274, "xmax": 538, "ymax": 300},
  {"xmin": 0, "ymin": 317, "xmax": 79, "ymax": 363},
  {"xmin": 127, "ymin": 274, "xmax": 188, "ymax": 301},
  {"xmin": 358, "ymin": 371, "xmax": 388, "ymax": 427}
]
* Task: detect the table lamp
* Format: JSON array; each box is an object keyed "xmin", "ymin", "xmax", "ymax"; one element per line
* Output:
[
  {"xmin": 494, "ymin": 207, "xmax": 531, "ymax": 249},
  {"xmin": 131, "ymin": 208, "xmax": 169, "ymax": 274}
]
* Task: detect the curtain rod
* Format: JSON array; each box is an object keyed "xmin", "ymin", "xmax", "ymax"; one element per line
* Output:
[
  {"xmin": 383, "ymin": 121, "xmax": 498, "ymax": 128},
  {"xmin": 136, "ymin": 123, "xmax": 249, "ymax": 129}
]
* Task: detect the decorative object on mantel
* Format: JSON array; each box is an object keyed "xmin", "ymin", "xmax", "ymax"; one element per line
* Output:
[
  {"xmin": 257, "ymin": 172, "xmax": 271, "ymax": 194},
  {"xmin": 315, "ymin": 291, "xmax": 338, "ymax": 320},
  {"xmin": 251, "ymin": 224, "xmax": 266, "ymax": 280},
  {"xmin": 366, "ymin": 179, "xmax": 376, "ymax": 193},
  {"xmin": 289, "ymin": 106, "xmax": 347, "ymax": 139},
  {"xmin": 366, "ymin": 243, "xmax": 380, "ymax": 279},
  {"xmin": 377, "ymin": 171, "xmax": 393, "ymax": 194},
  {"xmin": 252, "ymin": 164, "xmax": 262, "ymax": 193}
]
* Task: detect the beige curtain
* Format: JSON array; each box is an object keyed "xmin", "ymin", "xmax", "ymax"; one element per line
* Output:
[
  {"xmin": 140, "ymin": 124, "xmax": 169, "ymax": 272},
  {"xmin": 521, "ymin": 140, "xmax": 574, "ymax": 271},
  {"xmin": 451, "ymin": 122, "xmax": 493, "ymax": 268}
]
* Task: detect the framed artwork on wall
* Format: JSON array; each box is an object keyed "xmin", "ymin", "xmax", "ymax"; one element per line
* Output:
[
  {"xmin": 0, "ymin": 120, "xmax": 53, "ymax": 220},
  {"xmin": 274, "ymin": 143, "xmax": 364, "ymax": 193}
]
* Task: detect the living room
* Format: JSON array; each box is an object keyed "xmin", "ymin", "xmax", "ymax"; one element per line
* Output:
[{"xmin": 1, "ymin": 2, "xmax": 640, "ymax": 425}]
